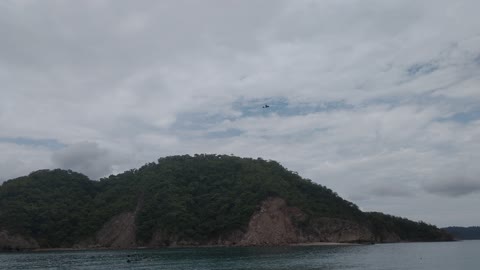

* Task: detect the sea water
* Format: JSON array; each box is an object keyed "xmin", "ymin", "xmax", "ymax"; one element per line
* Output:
[{"xmin": 1, "ymin": 240, "xmax": 478, "ymax": 270}]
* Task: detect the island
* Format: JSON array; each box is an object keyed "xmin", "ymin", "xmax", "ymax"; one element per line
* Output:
[{"xmin": 0, "ymin": 154, "xmax": 453, "ymax": 251}]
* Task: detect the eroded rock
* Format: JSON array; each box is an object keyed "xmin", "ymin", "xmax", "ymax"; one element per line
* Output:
[
  {"xmin": 95, "ymin": 212, "xmax": 137, "ymax": 248},
  {"xmin": 0, "ymin": 230, "xmax": 39, "ymax": 251}
]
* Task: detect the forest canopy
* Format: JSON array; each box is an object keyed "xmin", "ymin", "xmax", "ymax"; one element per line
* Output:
[{"xmin": 0, "ymin": 154, "xmax": 450, "ymax": 248}]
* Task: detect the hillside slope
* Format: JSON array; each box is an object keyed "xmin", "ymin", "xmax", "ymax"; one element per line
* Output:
[
  {"xmin": 0, "ymin": 154, "xmax": 452, "ymax": 250},
  {"xmin": 443, "ymin": 227, "xmax": 480, "ymax": 240}
]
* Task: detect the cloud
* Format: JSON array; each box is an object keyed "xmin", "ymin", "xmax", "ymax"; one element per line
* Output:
[
  {"xmin": 423, "ymin": 178, "xmax": 480, "ymax": 197},
  {"xmin": 348, "ymin": 184, "xmax": 414, "ymax": 202},
  {"xmin": 51, "ymin": 142, "xmax": 115, "ymax": 180},
  {"xmin": 0, "ymin": 137, "xmax": 65, "ymax": 150},
  {"xmin": 0, "ymin": 142, "xmax": 54, "ymax": 182},
  {"xmin": 1, "ymin": 0, "xmax": 480, "ymax": 226},
  {"xmin": 369, "ymin": 184, "xmax": 414, "ymax": 198}
]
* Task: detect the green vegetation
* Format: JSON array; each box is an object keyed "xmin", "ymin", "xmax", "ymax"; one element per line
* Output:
[
  {"xmin": 130, "ymin": 155, "xmax": 364, "ymax": 243},
  {"xmin": 0, "ymin": 169, "xmax": 140, "ymax": 247},
  {"xmin": 367, "ymin": 212, "xmax": 452, "ymax": 241},
  {"xmin": 0, "ymin": 154, "xmax": 451, "ymax": 248},
  {"xmin": 443, "ymin": 226, "xmax": 480, "ymax": 240},
  {"xmin": 0, "ymin": 170, "xmax": 97, "ymax": 247}
]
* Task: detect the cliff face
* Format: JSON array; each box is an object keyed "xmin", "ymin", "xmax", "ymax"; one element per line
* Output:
[
  {"xmin": 0, "ymin": 230, "xmax": 39, "ymax": 251},
  {"xmin": 239, "ymin": 197, "xmax": 304, "ymax": 245},
  {"xmin": 303, "ymin": 217, "xmax": 375, "ymax": 243},
  {"xmin": 0, "ymin": 156, "xmax": 453, "ymax": 250},
  {"xmin": 71, "ymin": 197, "xmax": 378, "ymax": 249},
  {"xmin": 238, "ymin": 197, "xmax": 376, "ymax": 246},
  {"xmin": 95, "ymin": 212, "xmax": 137, "ymax": 248},
  {"xmin": 0, "ymin": 196, "xmax": 446, "ymax": 250}
]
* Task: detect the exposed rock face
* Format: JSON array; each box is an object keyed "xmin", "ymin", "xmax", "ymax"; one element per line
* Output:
[
  {"xmin": 148, "ymin": 197, "xmax": 382, "ymax": 247},
  {"xmin": 148, "ymin": 197, "xmax": 309, "ymax": 247},
  {"xmin": 237, "ymin": 197, "xmax": 376, "ymax": 246},
  {"xmin": 0, "ymin": 230, "xmax": 39, "ymax": 251},
  {"xmin": 302, "ymin": 217, "xmax": 375, "ymax": 243},
  {"xmin": 95, "ymin": 212, "xmax": 137, "ymax": 248},
  {"xmin": 239, "ymin": 197, "xmax": 305, "ymax": 246},
  {"xmin": 149, "ymin": 229, "xmax": 246, "ymax": 247},
  {"xmin": 19, "ymin": 196, "xmax": 406, "ymax": 249},
  {"xmin": 85, "ymin": 196, "xmax": 144, "ymax": 249},
  {"xmin": 374, "ymin": 229, "xmax": 402, "ymax": 243}
]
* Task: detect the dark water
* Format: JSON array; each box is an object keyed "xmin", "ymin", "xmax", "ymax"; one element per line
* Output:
[{"xmin": 1, "ymin": 241, "xmax": 479, "ymax": 270}]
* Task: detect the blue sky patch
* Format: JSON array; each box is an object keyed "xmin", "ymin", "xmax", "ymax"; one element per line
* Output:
[
  {"xmin": 435, "ymin": 106, "xmax": 480, "ymax": 124},
  {"xmin": 474, "ymin": 54, "xmax": 480, "ymax": 65},
  {"xmin": 407, "ymin": 62, "xmax": 439, "ymax": 77},
  {"xmin": 444, "ymin": 109, "xmax": 480, "ymax": 123},
  {"xmin": 0, "ymin": 137, "xmax": 65, "ymax": 150}
]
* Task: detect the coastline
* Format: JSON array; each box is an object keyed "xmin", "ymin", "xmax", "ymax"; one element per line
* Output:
[
  {"xmin": 290, "ymin": 242, "xmax": 362, "ymax": 246},
  {"xmin": 16, "ymin": 240, "xmax": 461, "ymax": 252},
  {"xmin": 28, "ymin": 242, "xmax": 361, "ymax": 252}
]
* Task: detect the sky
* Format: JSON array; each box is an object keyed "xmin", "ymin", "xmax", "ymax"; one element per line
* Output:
[{"xmin": 1, "ymin": 0, "xmax": 479, "ymax": 227}]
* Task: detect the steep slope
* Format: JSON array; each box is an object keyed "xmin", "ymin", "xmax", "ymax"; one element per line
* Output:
[
  {"xmin": 0, "ymin": 170, "xmax": 98, "ymax": 248},
  {"xmin": 367, "ymin": 212, "xmax": 452, "ymax": 242},
  {"xmin": 0, "ymin": 154, "xmax": 452, "ymax": 250}
]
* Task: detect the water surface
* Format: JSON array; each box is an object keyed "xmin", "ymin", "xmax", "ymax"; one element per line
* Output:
[{"xmin": 1, "ymin": 240, "xmax": 478, "ymax": 270}]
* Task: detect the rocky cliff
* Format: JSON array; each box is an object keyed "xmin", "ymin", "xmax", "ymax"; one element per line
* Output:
[
  {"xmin": 0, "ymin": 195, "xmax": 449, "ymax": 250},
  {"xmin": 233, "ymin": 197, "xmax": 379, "ymax": 246},
  {"xmin": 0, "ymin": 230, "xmax": 39, "ymax": 251},
  {"xmin": 0, "ymin": 155, "xmax": 453, "ymax": 251},
  {"xmin": 70, "ymin": 197, "xmax": 396, "ymax": 249}
]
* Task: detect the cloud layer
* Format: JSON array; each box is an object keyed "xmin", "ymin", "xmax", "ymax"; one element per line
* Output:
[
  {"xmin": 51, "ymin": 141, "xmax": 117, "ymax": 180},
  {"xmin": 1, "ymin": 0, "xmax": 480, "ymax": 226}
]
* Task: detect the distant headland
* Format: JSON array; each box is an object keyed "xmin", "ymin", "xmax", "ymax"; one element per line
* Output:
[
  {"xmin": 0, "ymin": 154, "xmax": 453, "ymax": 251},
  {"xmin": 443, "ymin": 227, "xmax": 480, "ymax": 240}
]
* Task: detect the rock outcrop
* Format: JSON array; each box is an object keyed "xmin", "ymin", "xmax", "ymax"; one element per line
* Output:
[
  {"xmin": 302, "ymin": 217, "xmax": 375, "ymax": 243},
  {"xmin": 148, "ymin": 197, "xmax": 383, "ymax": 247},
  {"xmin": 373, "ymin": 229, "xmax": 402, "ymax": 243},
  {"xmin": 3, "ymin": 197, "xmax": 435, "ymax": 250},
  {"xmin": 1, "ymin": 156, "xmax": 452, "ymax": 250},
  {"xmin": 95, "ymin": 211, "xmax": 137, "ymax": 248},
  {"xmin": 77, "ymin": 196, "xmax": 143, "ymax": 249},
  {"xmin": 237, "ymin": 197, "xmax": 376, "ymax": 246},
  {"xmin": 0, "ymin": 230, "xmax": 39, "ymax": 251},
  {"xmin": 239, "ymin": 197, "xmax": 305, "ymax": 245}
]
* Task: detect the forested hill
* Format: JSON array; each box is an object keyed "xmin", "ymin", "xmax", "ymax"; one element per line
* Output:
[
  {"xmin": 0, "ymin": 154, "xmax": 452, "ymax": 250},
  {"xmin": 443, "ymin": 227, "xmax": 480, "ymax": 240}
]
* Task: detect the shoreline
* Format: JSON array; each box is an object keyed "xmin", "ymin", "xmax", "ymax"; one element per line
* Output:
[
  {"xmin": 27, "ymin": 242, "xmax": 361, "ymax": 252},
  {"xmin": 7, "ymin": 240, "xmax": 460, "ymax": 252},
  {"xmin": 290, "ymin": 242, "xmax": 362, "ymax": 246}
]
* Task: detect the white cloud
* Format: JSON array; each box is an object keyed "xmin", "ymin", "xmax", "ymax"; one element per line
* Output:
[
  {"xmin": 1, "ymin": 0, "xmax": 480, "ymax": 226},
  {"xmin": 0, "ymin": 143, "xmax": 53, "ymax": 182},
  {"xmin": 51, "ymin": 141, "xmax": 119, "ymax": 180}
]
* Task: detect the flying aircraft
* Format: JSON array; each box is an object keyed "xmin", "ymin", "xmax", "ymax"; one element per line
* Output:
[{"xmin": 262, "ymin": 104, "xmax": 270, "ymax": 108}]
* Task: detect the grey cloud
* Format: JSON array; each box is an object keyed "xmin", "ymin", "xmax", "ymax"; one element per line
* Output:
[
  {"xmin": 423, "ymin": 177, "xmax": 480, "ymax": 197},
  {"xmin": 0, "ymin": 0, "xmax": 282, "ymax": 71},
  {"xmin": 0, "ymin": 142, "xmax": 53, "ymax": 182},
  {"xmin": 347, "ymin": 194, "xmax": 369, "ymax": 202},
  {"xmin": 346, "ymin": 184, "xmax": 414, "ymax": 203},
  {"xmin": 369, "ymin": 185, "xmax": 414, "ymax": 198},
  {"xmin": 1, "ymin": 0, "xmax": 480, "ymax": 227},
  {"xmin": 0, "ymin": 137, "xmax": 65, "ymax": 150},
  {"xmin": 51, "ymin": 142, "xmax": 114, "ymax": 180}
]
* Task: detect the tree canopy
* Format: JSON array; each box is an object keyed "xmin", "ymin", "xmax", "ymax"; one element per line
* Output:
[{"xmin": 0, "ymin": 154, "xmax": 450, "ymax": 248}]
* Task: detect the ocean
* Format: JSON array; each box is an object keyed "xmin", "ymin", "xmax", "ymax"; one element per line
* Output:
[{"xmin": 1, "ymin": 240, "xmax": 478, "ymax": 269}]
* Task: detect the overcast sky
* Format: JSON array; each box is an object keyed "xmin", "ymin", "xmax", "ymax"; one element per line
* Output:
[{"xmin": 1, "ymin": 0, "xmax": 479, "ymax": 227}]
